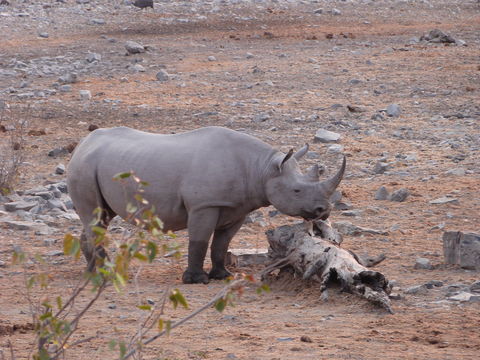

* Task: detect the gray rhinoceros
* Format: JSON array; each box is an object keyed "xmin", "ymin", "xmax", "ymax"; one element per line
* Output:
[{"xmin": 67, "ymin": 126, "xmax": 346, "ymax": 284}]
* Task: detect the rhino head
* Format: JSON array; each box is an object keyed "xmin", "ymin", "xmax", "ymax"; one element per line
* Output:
[{"xmin": 265, "ymin": 145, "xmax": 346, "ymax": 221}]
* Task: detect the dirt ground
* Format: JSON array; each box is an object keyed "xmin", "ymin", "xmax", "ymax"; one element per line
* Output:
[{"xmin": 0, "ymin": 0, "xmax": 479, "ymax": 359}]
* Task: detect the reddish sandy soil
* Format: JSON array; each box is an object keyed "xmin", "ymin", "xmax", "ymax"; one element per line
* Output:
[{"xmin": 0, "ymin": 1, "xmax": 479, "ymax": 359}]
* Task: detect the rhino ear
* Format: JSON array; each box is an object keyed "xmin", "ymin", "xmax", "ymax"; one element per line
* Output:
[
  {"xmin": 277, "ymin": 149, "xmax": 294, "ymax": 171},
  {"xmin": 293, "ymin": 144, "xmax": 309, "ymax": 161},
  {"xmin": 306, "ymin": 164, "xmax": 320, "ymax": 181}
]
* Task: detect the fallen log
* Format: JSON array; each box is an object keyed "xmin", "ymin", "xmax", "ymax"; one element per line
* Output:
[{"xmin": 263, "ymin": 220, "xmax": 393, "ymax": 313}]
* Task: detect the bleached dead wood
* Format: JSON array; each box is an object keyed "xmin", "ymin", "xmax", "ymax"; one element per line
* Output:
[{"xmin": 263, "ymin": 220, "xmax": 393, "ymax": 313}]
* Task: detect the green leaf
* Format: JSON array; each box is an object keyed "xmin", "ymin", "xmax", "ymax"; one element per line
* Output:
[
  {"xmin": 126, "ymin": 202, "xmax": 138, "ymax": 214},
  {"xmin": 27, "ymin": 276, "xmax": 36, "ymax": 289},
  {"xmin": 108, "ymin": 339, "xmax": 117, "ymax": 350},
  {"xmin": 165, "ymin": 320, "xmax": 172, "ymax": 335},
  {"xmin": 56, "ymin": 296, "xmax": 63, "ymax": 310},
  {"xmin": 146, "ymin": 241, "xmax": 157, "ymax": 263},
  {"xmin": 38, "ymin": 348, "xmax": 50, "ymax": 360},
  {"xmin": 133, "ymin": 253, "xmax": 148, "ymax": 262},
  {"xmin": 214, "ymin": 298, "xmax": 227, "ymax": 312},
  {"xmin": 137, "ymin": 305, "xmax": 152, "ymax": 311},
  {"xmin": 91, "ymin": 226, "xmax": 106, "ymax": 236},
  {"xmin": 158, "ymin": 318, "xmax": 164, "ymax": 331},
  {"xmin": 140, "ymin": 180, "xmax": 150, "ymax": 187},
  {"xmin": 113, "ymin": 172, "xmax": 132, "ymax": 180},
  {"xmin": 119, "ymin": 341, "xmax": 127, "ymax": 357}
]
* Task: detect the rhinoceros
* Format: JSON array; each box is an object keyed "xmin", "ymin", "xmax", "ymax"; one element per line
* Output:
[{"xmin": 67, "ymin": 126, "xmax": 346, "ymax": 284}]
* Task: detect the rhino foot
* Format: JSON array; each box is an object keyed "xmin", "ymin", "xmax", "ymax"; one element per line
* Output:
[
  {"xmin": 208, "ymin": 267, "xmax": 232, "ymax": 280},
  {"xmin": 182, "ymin": 270, "xmax": 209, "ymax": 284}
]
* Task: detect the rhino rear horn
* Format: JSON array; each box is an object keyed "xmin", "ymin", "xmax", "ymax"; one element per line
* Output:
[
  {"xmin": 321, "ymin": 156, "xmax": 346, "ymax": 195},
  {"xmin": 293, "ymin": 144, "xmax": 309, "ymax": 161}
]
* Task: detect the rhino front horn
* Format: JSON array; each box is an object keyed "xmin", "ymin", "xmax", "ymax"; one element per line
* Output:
[{"xmin": 321, "ymin": 156, "xmax": 346, "ymax": 195}]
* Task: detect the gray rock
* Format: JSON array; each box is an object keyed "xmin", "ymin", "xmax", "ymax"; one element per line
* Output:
[
  {"xmin": 425, "ymin": 280, "xmax": 444, "ymax": 288},
  {"xmin": 58, "ymin": 73, "xmax": 78, "ymax": 84},
  {"xmin": 155, "ymin": 69, "xmax": 170, "ymax": 82},
  {"xmin": 373, "ymin": 161, "xmax": 389, "ymax": 174},
  {"xmin": 1, "ymin": 220, "xmax": 48, "ymax": 232},
  {"xmin": 430, "ymin": 197, "xmax": 459, "ymax": 205},
  {"xmin": 306, "ymin": 151, "xmax": 320, "ymax": 159},
  {"xmin": 207, "ymin": 56, "xmax": 217, "ymax": 61},
  {"xmin": 333, "ymin": 202, "xmax": 353, "ymax": 211},
  {"xmin": 76, "ymin": 0, "xmax": 90, "ymax": 3},
  {"xmin": 332, "ymin": 8, "xmax": 341, "ymax": 16},
  {"xmin": 253, "ymin": 113, "xmax": 270, "ymax": 123},
  {"xmin": 443, "ymin": 231, "xmax": 480, "ymax": 269},
  {"xmin": 420, "ymin": 29, "xmax": 456, "ymax": 44},
  {"xmin": 389, "ymin": 188, "xmax": 409, "ymax": 202},
  {"xmin": 470, "ymin": 281, "xmax": 480, "ymax": 293},
  {"xmin": 404, "ymin": 284, "xmax": 428, "ymax": 295},
  {"xmin": 132, "ymin": 64, "xmax": 145, "ymax": 72},
  {"xmin": 90, "ymin": 18, "xmax": 105, "ymax": 25},
  {"xmin": 55, "ymin": 164, "xmax": 66, "ymax": 175},
  {"xmin": 313, "ymin": 8, "xmax": 323, "ymax": 14},
  {"xmin": 386, "ymin": 104, "xmax": 401, "ymax": 117},
  {"xmin": 59, "ymin": 85, "xmax": 72, "ymax": 93},
  {"xmin": 43, "ymin": 239, "xmax": 57, "ymax": 246},
  {"xmin": 133, "ymin": 0, "xmax": 154, "ymax": 9},
  {"xmin": 445, "ymin": 168, "xmax": 466, "ymax": 176},
  {"xmin": 46, "ymin": 250, "xmax": 64, "ymax": 257},
  {"xmin": 0, "ymin": 260, "xmax": 6, "ymax": 268},
  {"xmin": 86, "ymin": 52, "xmax": 101, "ymax": 63},
  {"xmin": 314, "ymin": 129, "xmax": 341, "ymax": 143},
  {"xmin": 4, "ymin": 201, "xmax": 37, "ymax": 212},
  {"xmin": 374, "ymin": 186, "xmax": 389, "ymax": 200},
  {"xmin": 38, "ymin": 32, "xmax": 49, "ymax": 38},
  {"xmin": 328, "ymin": 144, "xmax": 344, "ymax": 153},
  {"xmin": 414, "ymin": 257, "xmax": 433, "ymax": 270},
  {"xmin": 48, "ymin": 147, "xmax": 69, "ymax": 158},
  {"xmin": 448, "ymin": 292, "xmax": 480, "ymax": 302},
  {"xmin": 79, "ymin": 90, "xmax": 91, "ymax": 100},
  {"xmin": 47, "ymin": 199, "xmax": 67, "ymax": 212},
  {"xmin": 125, "ymin": 41, "xmax": 145, "ymax": 54},
  {"xmin": 34, "ymin": 192, "xmax": 54, "ymax": 200},
  {"xmin": 246, "ymin": 52, "xmax": 254, "ymax": 59}
]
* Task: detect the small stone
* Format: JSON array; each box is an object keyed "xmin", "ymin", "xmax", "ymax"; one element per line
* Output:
[
  {"xmin": 327, "ymin": 144, "xmax": 344, "ymax": 153},
  {"xmin": 253, "ymin": 113, "xmax": 270, "ymax": 123},
  {"xmin": 125, "ymin": 41, "xmax": 145, "ymax": 54},
  {"xmin": 389, "ymin": 293, "xmax": 402, "ymax": 300},
  {"xmin": 43, "ymin": 239, "xmax": 56, "ymax": 247},
  {"xmin": 132, "ymin": 64, "xmax": 145, "ymax": 72},
  {"xmin": 1, "ymin": 220, "xmax": 48, "ymax": 232},
  {"xmin": 38, "ymin": 32, "xmax": 49, "ymax": 38},
  {"xmin": 373, "ymin": 161, "xmax": 389, "ymax": 174},
  {"xmin": 88, "ymin": 124, "xmax": 99, "ymax": 131},
  {"xmin": 314, "ymin": 129, "xmax": 341, "ymax": 143},
  {"xmin": 48, "ymin": 147, "xmax": 69, "ymax": 158},
  {"xmin": 414, "ymin": 258, "xmax": 433, "ymax": 270},
  {"xmin": 0, "ymin": 260, "xmax": 6, "ymax": 268},
  {"xmin": 86, "ymin": 52, "xmax": 101, "ymax": 63},
  {"xmin": 246, "ymin": 52, "xmax": 254, "ymax": 59},
  {"xmin": 58, "ymin": 73, "xmax": 77, "ymax": 84},
  {"xmin": 133, "ymin": 0, "xmax": 154, "ymax": 9},
  {"xmin": 429, "ymin": 197, "xmax": 459, "ymax": 205},
  {"xmin": 448, "ymin": 292, "xmax": 480, "ymax": 302},
  {"xmin": 445, "ymin": 168, "xmax": 466, "ymax": 176},
  {"xmin": 470, "ymin": 281, "xmax": 480, "ymax": 293},
  {"xmin": 59, "ymin": 85, "xmax": 72, "ymax": 92},
  {"xmin": 374, "ymin": 186, "xmax": 389, "ymax": 200},
  {"xmin": 90, "ymin": 18, "xmax": 105, "ymax": 25},
  {"xmin": 300, "ymin": 335, "xmax": 313, "ymax": 343},
  {"xmin": 46, "ymin": 250, "xmax": 63, "ymax": 257},
  {"xmin": 332, "ymin": 8, "xmax": 341, "ymax": 16},
  {"xmin": 55, "ymin": 164, "xmax": 65, "ymax": 175},
  {"xmin": 386, "ymin": 104, "xmax": 401, "ymax": 117},
  {"xmin": 47, "ymin": 199, "xmax": 67, "ymax": 212},
  {"xmin": 313, "ymin": 8, "xmax": 323, "ymax": 14},
  {"xmin": 207, "ymin": 56, "xmax": 217, "ymax": 61},
  {"xmin": 4, "ymin": 201, "xmax": 37, "ymax": 212},
  {"xmin": 277, "ymin": 337, "xmax": 294, "ymax": 342},
  {"xmin": 425, "ymin": 280, "xmax": 444, "ymax": 288},
  {"xmin": 108, "ymin": 303, "xmax": 117, "ymax": 309},
  {"xmin": 79, "ymin": 90, "xmax": 91, "ymax": 100},
  {"xmin": 389, "ymin": 188, "xmax": 409, "ymax": 202},
  {"xmin": 306, "ymin": 151, "xmax": 320, "ymax": 159},
  {"xmin": 155, "ymin": 69, "xmax": 170, "ymax": 82},
  {"xmin": 404, "ymin": 284, "xmax": 428, "ymax": 295}
]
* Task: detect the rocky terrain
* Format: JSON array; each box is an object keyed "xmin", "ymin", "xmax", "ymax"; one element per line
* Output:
[{"xmin": 0, "ymin": 0, "xmax": 479, "ymax": 359}]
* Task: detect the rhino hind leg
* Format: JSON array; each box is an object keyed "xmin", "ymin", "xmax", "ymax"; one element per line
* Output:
[{"xmin": 209, "ymin": 217, "xmax": 245, "ymax": 280}]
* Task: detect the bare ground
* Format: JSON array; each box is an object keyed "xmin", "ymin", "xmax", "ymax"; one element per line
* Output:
[{"xmin": 0, "ymin": 0, "xmax": 479, "ymax": 359}]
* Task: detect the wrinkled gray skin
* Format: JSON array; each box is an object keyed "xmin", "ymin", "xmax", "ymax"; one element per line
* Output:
[{"xmin": 67, "ymin": 126, "xmax": 346, "ymax": 284}]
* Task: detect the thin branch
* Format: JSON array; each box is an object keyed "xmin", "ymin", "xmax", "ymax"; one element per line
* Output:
[
  {"xmin": 121, "ymin": 279, "xmax": 247, "ymax": 360},
  {"xmin": 8, "ymin": 340, "xmax": 15, "ymax": 360}
]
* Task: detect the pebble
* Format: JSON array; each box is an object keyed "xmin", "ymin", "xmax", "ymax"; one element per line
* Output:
[
  {"xmin": 470, "ymin": 281, "xmax": 480, "ymax": 293},
  {"xmin": 132, "ymin": 64, "xmax": 146, "ymax": 72},
  {"xmin": 207, "ymin": 56, "xmax": 217, "ymax": 61},
  {"xmin": 55, "ymin": 164, "xmax": 66, "ymax": 175},
  {"xmin": 125, "ymin": 41, "xmax": 145, "ymax": 54},
  {"xmin": 90, "ymin": 18, "xmax": 105, "ymax": 25},
  {"xmin": 59, "ymin": 85, "xmax": 72, "ymax": 93},
  {"xmin": 48, "ymin": 147, "xmax": 69, "ymax": 158},
  {"xmin": 58, "ymin": 73, "xmax": 78, "ymax": 84},
  {"xmin": 374, "ymin": 186, "xmax": 389, "ymax": 200},
  {"xmin": 404, "ymin": 284, "xmax": 428, "ymax": 295},
  {"xmin": 155, "ymin": 69, "xmax": 170, "ymax": 82},
  {"xmin": 46, "ymin": 250, "xmax": 64, "ymax": 257},
  {"xmin": 79, "ymin": 90, "xmax": 91, "ymax": 100},
  {"xmin": 313, "ymin": 8, "xmax": 323, "ymax": 14},
  {"xmin": 86, "ymin": 52, "xmax": 101, "ymax": 63},
  {"xmin": 445, "ymin": 168, "xmax": 466, "ymax": 176},
  {"xmin": 389, "ymin": 188, "xmax": 409, "ymax": 202},
  {"xmin": 429, "ymin": 197, "xmax": 459, "ymax": 205},
  {"xmin": 327, "ymin": 144, "xmax": 344, "ymax": 153},
  {"xmin": 245, "ymin": 52, "xmax": 254, "ymax": 59},
  {"xmin": 38, "ymin": 32, "xmax": 49, "ymax": 38},
  {"xmin": 373, "ymin": 161, "xmax": 389, "ymax": 174},
  {"xmin": 386, "ymin": 104, "xmax": 401, "ymax": 117},
  {"xmin": 253, "ymin": 113, "xmax": 270, "ymax": 123},
  {"xmin": 332, "ymin": 8, "xmax": 341, "ymax": 16},
  {"xmin": 448, "ymin": 292, "xmax": 480, "ymax": 302},
  {"xmin": 4, "ymin": 201, "xmax": 37, "ymax": 212},
  {"xmin": 414, "ymin": 258, "xmax": 433, "ymax": 270},
  {"xmin": 425, "ymin": 280, "xmax": 444, "ymax": 288},
  {"xmin": 314, "ymin": 129, "xmax": 341, "ymax": 143}
]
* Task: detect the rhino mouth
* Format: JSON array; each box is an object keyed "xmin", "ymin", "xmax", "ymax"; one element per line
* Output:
[{"xmin": 300, "ymin": 211, "xmax": 329, "ymax": 221}]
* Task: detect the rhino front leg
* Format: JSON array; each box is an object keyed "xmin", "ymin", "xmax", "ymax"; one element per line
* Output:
[
  {"xmin": 182, "ymin": 208, "xmax": 220, "ymax": 284},
  {"xmin": 209, "ymin": 217, "xmax": 245, "ymax": 280}
]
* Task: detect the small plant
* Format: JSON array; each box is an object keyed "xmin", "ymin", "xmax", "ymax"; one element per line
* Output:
[{"xmin": 6, "ymin": 172, "xmax": 266, "ymax": 359}]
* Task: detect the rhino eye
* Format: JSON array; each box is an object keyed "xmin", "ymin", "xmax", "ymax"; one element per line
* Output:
[{"xmin": 294, "ymin": 189, "xmax": 301, "ymax": 193}]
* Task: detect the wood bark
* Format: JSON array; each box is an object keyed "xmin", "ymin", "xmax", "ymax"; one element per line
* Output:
[{"xmin": 263, "ymin": 220, "xmax": 393, "ymax": 313}]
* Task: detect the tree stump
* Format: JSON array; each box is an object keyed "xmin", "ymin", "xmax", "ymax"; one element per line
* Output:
[{"xmin": 263, "ymin": 220, "xmax": 393, "ymax": 313}]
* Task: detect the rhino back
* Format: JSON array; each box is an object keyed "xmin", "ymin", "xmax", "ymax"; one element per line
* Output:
[{"xmin": 69, "ymin": 127, "xmax": 275, "ymax": 225}]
